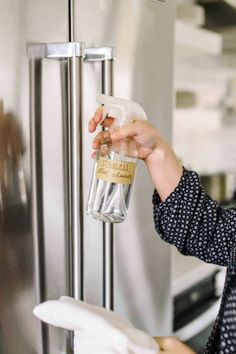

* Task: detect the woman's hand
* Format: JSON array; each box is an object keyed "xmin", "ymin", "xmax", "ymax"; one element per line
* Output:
[
  {"xmin": 88, "ymin": 108, "xmax": 164, "ymax": 161},
  {"xmin": 155, "ymin": 337, "xmax": 196, "ymax": 354},
  {"xmin": 88, "ymin": 107, "xmax": 183, "ymax": 202}
]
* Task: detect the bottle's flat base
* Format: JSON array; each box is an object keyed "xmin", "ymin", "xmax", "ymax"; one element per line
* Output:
[{"xmin": 87, "ymin": 210, "xmax": 125, "ymax": 223}]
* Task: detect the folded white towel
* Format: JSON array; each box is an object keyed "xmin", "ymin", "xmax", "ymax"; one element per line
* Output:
[{"xmin": 33, "ymin": 296, "xmax": 159, "ymax": 354}]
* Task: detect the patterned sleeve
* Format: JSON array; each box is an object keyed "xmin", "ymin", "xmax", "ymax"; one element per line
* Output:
[{"xmin": 153, "ymin": 168, "xmax": 236, "ymax": 267}]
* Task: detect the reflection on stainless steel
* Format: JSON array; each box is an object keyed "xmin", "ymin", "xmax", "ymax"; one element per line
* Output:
[
  {"xmin": 0, "ymin": 109, "xmax": 28, "ymax": 232},
  {"xmin": 0, "ymin": 111, "xmax": 27, "ymax": 219},
  {"xmin": 0, "ymin": 109, "xmax": 31, "ymax": 352},
  {"xmin": 0, "ymin": 1, "xmax": 69, "ymax": 352}
]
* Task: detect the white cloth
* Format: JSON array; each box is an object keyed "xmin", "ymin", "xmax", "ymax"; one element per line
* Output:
[{"xmin": 33, "ymin": 296, "xmax": 159, "ymax": 354}]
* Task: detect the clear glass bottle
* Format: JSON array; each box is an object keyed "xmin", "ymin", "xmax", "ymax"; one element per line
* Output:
[
  {"xmin": 86, "ymin": 94, "xmax": 147, "ymax": 223},
  {"xmin": 87, "ymin": 140, "xmax": 138, "ymax": 223}
]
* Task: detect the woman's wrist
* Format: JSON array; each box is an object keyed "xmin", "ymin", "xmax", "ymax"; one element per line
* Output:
[
  {"xmin": 144, "ymin": 142, "xmax": 183, "ymax": 202},
  {"xmin": 145, "ymin": 137, "xmax": 174, "ymax": 169}
]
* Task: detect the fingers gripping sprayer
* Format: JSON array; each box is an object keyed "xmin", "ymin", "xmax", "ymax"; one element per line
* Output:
[{"xmin": 87, "ymin": 94, "xmax": 147, "ymax": 223}]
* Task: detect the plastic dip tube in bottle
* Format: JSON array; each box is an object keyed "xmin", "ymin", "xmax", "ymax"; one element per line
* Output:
[{"xmin": 87, "ymin": 94, "xmax": 147, "ymax": 223}]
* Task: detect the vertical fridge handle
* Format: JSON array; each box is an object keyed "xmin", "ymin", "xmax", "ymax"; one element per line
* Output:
[
  {"xmin": 29, "ymin": 55, "xmax": 49, "ymax": 354},
  {"xmin": 29, "ymin": 42, "xmax": 85, "ymax": 354},
  {"xmin": 85, "ymin": 48, "xmax": 115, "ymax": 310},
  {"xmin": 102, "ymin": 59, "xmax": 115, "ymax": 311},
  {"xmin": 67, "ymin": 51, "xmax": 85, "ymax": 301}
]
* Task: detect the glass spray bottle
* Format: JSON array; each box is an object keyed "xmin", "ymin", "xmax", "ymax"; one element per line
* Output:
[{"xmin": 87, "ymin": 94, "xmax": 147, "ymax": 223}]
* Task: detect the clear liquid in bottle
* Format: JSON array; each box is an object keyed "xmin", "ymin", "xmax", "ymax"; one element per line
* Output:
[{"xmin": 87, "ymin": 149, "xmax": 137, "ymax": 223}]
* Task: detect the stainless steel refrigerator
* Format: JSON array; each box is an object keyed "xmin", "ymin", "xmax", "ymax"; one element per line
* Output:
[{"xmin": 0, "ymin": 0, "xmax": 175, "ymax": 353}]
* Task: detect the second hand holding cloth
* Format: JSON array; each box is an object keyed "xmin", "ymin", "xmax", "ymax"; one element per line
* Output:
[{"xmin": 33, "ymin": 296, "xmax": 159, "ymax": 354}]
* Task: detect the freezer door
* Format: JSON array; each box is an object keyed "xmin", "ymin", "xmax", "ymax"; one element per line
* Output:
[
  {"xmin": 0, "ymin": 1, "xmax": 70, "ymax": 353},
  {"xmin": 75, "ymin": 0, "xmax": 174, "ymax": 335}
]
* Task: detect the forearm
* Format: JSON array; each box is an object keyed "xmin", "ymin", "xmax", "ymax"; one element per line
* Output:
[
  {"xmin": 153, "ymin": 165, "xmax": 236, "ymax": 266},
  {"xmin": 145, "ymin": 139, "xmax": 183, "ymax": 202}
]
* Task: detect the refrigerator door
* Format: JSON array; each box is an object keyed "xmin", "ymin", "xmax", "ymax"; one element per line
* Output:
[
  {"xmin": 75, "ymin": 0, "xmax": 174, "ymax": 336},
  {"xmin": 0, "ymin": 0, "xmax": 174, "ymax": 353},
  {"xmin": 0, "ymin": 1, "xmax": 69, "ymax": 353}
]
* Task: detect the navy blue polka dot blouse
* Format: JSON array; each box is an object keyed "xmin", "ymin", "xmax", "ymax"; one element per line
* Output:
[{"xmin": 153, "ymin": 168, "xmax": 236, "ymax": 354}]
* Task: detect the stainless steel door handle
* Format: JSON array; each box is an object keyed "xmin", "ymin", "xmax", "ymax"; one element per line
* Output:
[
  {"xmin": 102, "ymin": 57, "xmax": 115, "ymax": 311},
  {"xmin": 29, "ymin": 56, "xmax": 48, "ymax": 354},
  {"xmin": 85, "ymin": 47, "xmax": 115, "ymax": 311},
  {"xmin": 29, "ymin": 42, "xmax": 85, "ymax": 354}
]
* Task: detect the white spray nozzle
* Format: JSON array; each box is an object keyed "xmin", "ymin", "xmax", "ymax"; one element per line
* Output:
[{"xmin": 97, "ymin": 94, "xmax": 147, "ymax": 127}]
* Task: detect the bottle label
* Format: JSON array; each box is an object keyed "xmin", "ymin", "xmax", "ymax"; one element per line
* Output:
[{"xmin": 96, "ymin": 158, "xmax": 136, "ymax": 185}]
